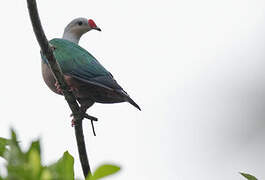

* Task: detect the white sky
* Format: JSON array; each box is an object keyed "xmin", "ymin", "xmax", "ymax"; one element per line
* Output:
[{"xmin": 1, "ymin": 0, "xmax": 265, "ymax": 179}]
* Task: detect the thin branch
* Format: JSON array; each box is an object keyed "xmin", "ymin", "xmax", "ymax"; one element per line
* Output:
[{"xmin": 26, "ymin": 0, "xmax": 91, "ymax": 177}]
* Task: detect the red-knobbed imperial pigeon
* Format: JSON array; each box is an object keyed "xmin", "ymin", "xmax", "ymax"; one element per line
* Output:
[{"xmin": 41, "ymin": 18, "xmax": 140, "ymax": 125}]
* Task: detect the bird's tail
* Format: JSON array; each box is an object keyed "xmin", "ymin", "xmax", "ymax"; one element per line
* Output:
[
  {"xmin": 118, "ymin": 90, "xmax": 141, "ymax": 110},
  {"xmin": 127, "ymin": 96, "xmax": 141, "ymax": 111}
]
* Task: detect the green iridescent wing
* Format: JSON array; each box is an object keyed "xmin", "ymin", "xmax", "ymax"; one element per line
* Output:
[{"xmin": 41, "ymin": 38, "xmax": 121, "ymax": 90}]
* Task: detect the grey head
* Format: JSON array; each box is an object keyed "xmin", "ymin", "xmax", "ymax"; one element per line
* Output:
[{"xmin": 63, "ymin": 17, "xmax": 101, "ymax": 44}]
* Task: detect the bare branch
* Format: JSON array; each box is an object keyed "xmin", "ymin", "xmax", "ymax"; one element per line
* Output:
[{"xmin": 26, "ymin": 0, "xmax": 91, "ymax": 177}]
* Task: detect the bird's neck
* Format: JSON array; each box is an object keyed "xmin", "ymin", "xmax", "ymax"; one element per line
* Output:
[{"xmin": 62, "ymin": 31, "xmax": 81, "ymax": 44}]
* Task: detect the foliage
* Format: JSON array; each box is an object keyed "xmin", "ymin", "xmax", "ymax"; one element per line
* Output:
[
  {"xmin": 86, "ymin": 164, "xmax": 120, "ymax": 180},
  {"xmin": 0, "ymin": 129, "xmax": 120, "ymax": 180},
  {"xmin": 2, "ymin": 129, "xmax": 260, "ymax": 180},
  {"xmin": 240, "ymin": 172, "xmax": 258, "ymax": 180}
]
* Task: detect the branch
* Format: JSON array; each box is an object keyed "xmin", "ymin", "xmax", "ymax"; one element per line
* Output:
[{"xmin": 26, "ymin": 0, "xmax": 91, "ymax": 177}]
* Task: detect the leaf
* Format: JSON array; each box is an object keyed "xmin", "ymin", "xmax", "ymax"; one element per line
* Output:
[
  {"xmin": 0, "ymin": 137, "xmax": 10, "ymax": 158},
  {"xmin": 28, "ymin": 149, "xmax": 41, "ymax": 178},
  {"xmin": 27, "ymin": 140, "xmax": 41, "ymax": 156},
  {"xmin": 47, "ymin": 151, "xmax": 74, "ymax": 180},
  {"xmin": 59, "ymin": 151, "xmax": 75, "ymax": 179},
  {"xmin": 240, "ymin": 172, "xmax": 258, "ymax": 180},
  {"xmin": 4, "ymin": 129, "xmax": 43, "ymax": 180},
  {"xmin": 0, "ymin": 137, "xmax": 10, "ymax": 144},
  {"xmin": 5, "ymin": 129, "xmax": 25, "ymax": 165},
  {"xmin": 87, "ymin": 164, "xmax": 121, "ymax": 180},
  {"xmin": 10, "ymin": 129, "xmax": 23, "ymax": 155},
  {"xmin": 25, "ymin": 140, "xmax": 42, "ymax": 179},
  {"xmin": 40, "ymin": 168, "xmax": 52, "ymax": 180},
  {"xmin": 5, "ymin": 129, "xmax": 32, "ymax": 180}
]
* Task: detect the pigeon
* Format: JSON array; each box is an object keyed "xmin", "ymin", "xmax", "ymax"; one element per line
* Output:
[{"xmin": 41, "ymin": 18, "xmax": 141, "ymax": 124}]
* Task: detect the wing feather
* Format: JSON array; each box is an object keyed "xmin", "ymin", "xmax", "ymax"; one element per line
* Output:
[{"xmin": 42, "ymin": 38, "xmax": 121, "ymax": 90}]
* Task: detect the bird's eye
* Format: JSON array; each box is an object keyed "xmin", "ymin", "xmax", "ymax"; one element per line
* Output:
[{"xmin": 78, "ymin": 21, "xmax": 83, "ymax": 26}]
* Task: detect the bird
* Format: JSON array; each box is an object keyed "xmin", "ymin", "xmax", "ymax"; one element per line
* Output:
[{"xmin": 41, "ymin": 17, "xmax": 141, "ymax": 125}]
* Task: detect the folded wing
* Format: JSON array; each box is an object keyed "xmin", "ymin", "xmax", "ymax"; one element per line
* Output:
[{"xmin": 41, "ymin": 38, "xmax": 140, "ymax": 110}]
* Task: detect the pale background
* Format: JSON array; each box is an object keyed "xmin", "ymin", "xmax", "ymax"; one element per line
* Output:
[{"xmin": 1, "ymin": 0, "xmax": 265, "ymax": 179}]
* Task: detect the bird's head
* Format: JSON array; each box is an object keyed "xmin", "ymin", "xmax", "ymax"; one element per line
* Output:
[
  {"xmin": 63, "ymin": 18, "xmax": 101, "ymax": 43},
  {"xmin": 64, "ymin": 17, "xmax": 101, "ymax": 34}
]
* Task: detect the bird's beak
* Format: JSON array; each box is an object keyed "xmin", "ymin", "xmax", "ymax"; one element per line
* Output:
[{"xmin": 94, "ymin": 27, "xmax": 101, "ymax": 31}]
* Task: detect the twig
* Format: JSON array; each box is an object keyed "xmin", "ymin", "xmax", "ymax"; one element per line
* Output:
[{"xmin": 26, "ymin": 0, "xmax": 91, "ymax": 177}]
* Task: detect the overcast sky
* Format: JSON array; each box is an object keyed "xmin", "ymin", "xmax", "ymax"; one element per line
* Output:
[{"xmin": 1, "ymin": 0, "xmax": 265, "ymax": 179}]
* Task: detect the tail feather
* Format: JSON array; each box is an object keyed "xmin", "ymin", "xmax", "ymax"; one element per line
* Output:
[
  {"xmin": 127, "ymin": 96, "xmax": 141, "ymax": 111},
  {"xmin": 117, "ymin": 89, "xmax": 141, "ymax": 110}
]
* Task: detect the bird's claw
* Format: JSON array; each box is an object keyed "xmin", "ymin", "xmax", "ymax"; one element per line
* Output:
[{"xmin": 71, "ymin": 119, "xmax": 75, "ymax": 127}]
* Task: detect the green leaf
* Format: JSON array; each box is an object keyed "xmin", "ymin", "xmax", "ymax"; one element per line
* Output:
[
  {"xmin": 10, "ymin": 129, "xmax": 23, "ymax": 154},
  {"xmin": 5, "ymin": 129, "xmax": 25, "ymax": 164},
  {"xmin": 1, "ymin": 129, "xmax": 122, "ymax": 180},
  {"xmin": 25, "ymin": 140, "xmax": 42, "ymax": 179},
  {"xmin": 28, "ymin": 149, "xmax": 41, "ymax": 178},
  {"xmin": 27, "ymin": 140, "xmax": 41, "ymax": 156},
  {"xmin": 240, "ymin": 172, "xmax": 258, "ymax": 180},
  {"xmin": 47, "ymin": 151, "xmax": 74, "ymax": 180},
  {"xmin": 40, "ymin": 168, "xmax": 52, "ymax": 180},
  {"xmin": 87, "ymin": 164, "xmax": 121, "ymax": 180},
  {"xmin": 4, "ymin": 129, "xmax": 42, "ymax": 180},
  {"xmin": 0, "ymin": 137, "xmax": 10, "ymax": 144},
  {"xmin": 0, "ymin": 137, "xmax": 10, "ymax": 158}
]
